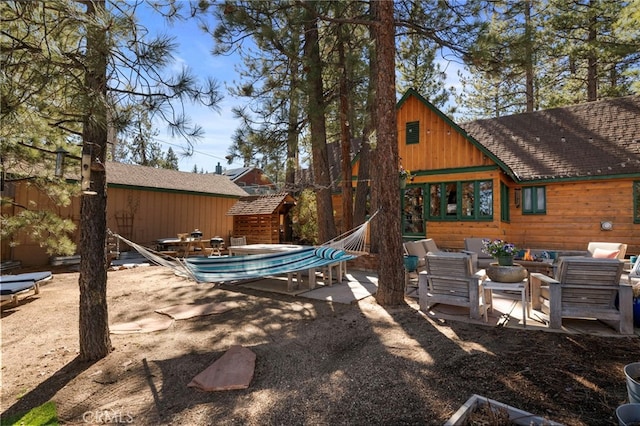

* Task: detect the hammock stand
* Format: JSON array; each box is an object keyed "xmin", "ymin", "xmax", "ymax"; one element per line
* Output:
[{"xmin": 109, "ymin": 210, "xmax": 378, "ymax": 285}]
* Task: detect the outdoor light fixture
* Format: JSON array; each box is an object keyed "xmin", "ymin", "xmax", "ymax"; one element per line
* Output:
[
  {"xmin": 600, "ymin": 221, "xmax": 613, "ymax": 231},
  {"xmin": 55, "ymin": 147, "xmax": 68, "ymax": 178},
  {"xmin": 81, "ymin": 152, "xmax": 94, "ymax": 194},
  {"xmin": 514, "ymin": 187, "xmax": 521, "ymax": 208}
]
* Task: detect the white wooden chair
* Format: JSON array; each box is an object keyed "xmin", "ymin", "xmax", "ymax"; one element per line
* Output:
[
  {"xmin": 419, "ymin": 252, "xmax": 489, "ymax": 320},
  {"xmin": 530, "ymin": 256, "xmax": 632, "ymax": 334},
  {"xmin": 230, "ymin": 236, "xmax": 247, "ymax": 246}
]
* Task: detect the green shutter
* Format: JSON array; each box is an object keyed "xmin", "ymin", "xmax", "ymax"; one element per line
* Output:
[
  {"xmin": 500, "ymin": 182, "xmax": 510, "ymax": 222},
  {"xmin": 406, "ymin": 121, "xmax": 419, "ymax": 145}
]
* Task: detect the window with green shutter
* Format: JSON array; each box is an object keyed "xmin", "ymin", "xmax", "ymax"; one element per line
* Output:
[{"xmin": 406, "ymin": 121, "xmax": 419, "ymax": 145}]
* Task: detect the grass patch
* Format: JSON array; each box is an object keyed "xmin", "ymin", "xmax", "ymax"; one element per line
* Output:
[{"xmin": 1, "ymin": 401, "xmax": 58, "ymax": 426}]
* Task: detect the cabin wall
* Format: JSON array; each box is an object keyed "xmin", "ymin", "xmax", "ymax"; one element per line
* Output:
[
  {"xmin": 508, "ymin": 179, "xmax": 639, "ymax": 254},
  {"xmin": 3, "ymin": 181, "xmax": 81, "ymax": 267},
  {"xmin": 415, "ymin": 176, "xmax": 639, "ymax": 254},
  {"xmin": 3, "ymin": 182, "xmax": 238, "ymax": 267}
]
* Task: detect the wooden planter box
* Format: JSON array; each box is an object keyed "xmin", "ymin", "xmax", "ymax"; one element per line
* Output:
[{"xmin": 445, "ymin": 394, "xmax": 564, "ymax": 426}]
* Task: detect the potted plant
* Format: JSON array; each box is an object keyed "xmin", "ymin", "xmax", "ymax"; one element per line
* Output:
[
  {"xmin": 482, "ymin": 239, "xmax": 527, "ymax": 283},
  {"xmin": 482, "ymin": 238, "xmax": 518, "ymax": 266},
  {"xmin": 399, "ymin": 166, "xmax": 412, "ymax": 188}
]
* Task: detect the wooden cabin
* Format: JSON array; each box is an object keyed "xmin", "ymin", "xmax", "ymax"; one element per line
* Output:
[
  {"xmin": 223, "ymin": 166, "xmax": 279, "ymax": 195},
  {"xmin": 226, "ymin": 193, "xmax": 296, "ymax": 244},
  {"xmin": 1, "ymin": 162, "xmax": 248, "ymax": 267},
  {"xmin": 396, "ymin": 89, "xmax": 640, "ymax": 255}
]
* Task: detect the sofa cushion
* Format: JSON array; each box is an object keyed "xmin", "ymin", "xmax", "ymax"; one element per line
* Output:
[
  {"xmin": 592, "ymin": 248, "xmax": 620, "ymax": 259},
  {"xmin": 587, "ymin": 242, "xmax": 627, "ymax": 260}
]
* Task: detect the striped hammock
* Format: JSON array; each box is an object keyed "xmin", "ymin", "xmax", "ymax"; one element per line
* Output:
[
  {"xmin": 109, "ymin": 210, "xmax": 377, "ymax": 284},
  {"xmin": 183, "ymin": 246, "xmax": 356, "ymax": 283}
]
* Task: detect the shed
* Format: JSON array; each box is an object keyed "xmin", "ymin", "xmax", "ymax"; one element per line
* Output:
[{"xmin": 226, "ymin": 193, "xmax": 296, "ymax": 244}]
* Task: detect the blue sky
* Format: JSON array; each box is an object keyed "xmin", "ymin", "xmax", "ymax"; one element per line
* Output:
[{"xmin": 140, "ymin": 8, "xmax": 245, "ymax": 173}]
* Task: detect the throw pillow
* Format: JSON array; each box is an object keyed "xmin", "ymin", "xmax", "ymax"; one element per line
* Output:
[{"xmin": 592, "ymin": 248, "xmax": 620, "ymax": 259}]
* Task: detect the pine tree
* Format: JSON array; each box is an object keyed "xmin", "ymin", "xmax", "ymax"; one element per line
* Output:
[{"xmin": 1, "ymin": 0, "xmax": 222, "ymax": 360}]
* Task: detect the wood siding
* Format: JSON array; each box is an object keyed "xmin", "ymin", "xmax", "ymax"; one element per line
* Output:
[
  {"xmin": 3, "ymin": 182, "xmax": 238, "ymax": 267},
  {"xmin": 108, "ymin": 187, "xmax": 237, "ymax": 246},
  {"xmin": 508, "ymin": 179, "xmax": 639, "ymax": 252},
  {"xmin": 232, "ymin": 214, "xmax": 280, "ymax": 244},
  {"xmin": 397, "ymin": 96, "xmax": 493, "ymax": 173}
]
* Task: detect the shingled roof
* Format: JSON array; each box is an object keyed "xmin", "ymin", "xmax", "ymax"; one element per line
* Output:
[
  {"xmin": 459, "ymin": 95, "xmax": 640, "ymax": 182},
  {"xmin": 106, "ymin": 162, "xmax": 249, "ymax": 197},
  {"xmin": 226, "ymin": 193, "xmax": 296, "ymax": 216}
]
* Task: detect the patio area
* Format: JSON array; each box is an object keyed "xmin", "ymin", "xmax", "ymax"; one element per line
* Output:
[{"xmin": 223, "ymin": 269, "xmax": 639, "ymax": 338}]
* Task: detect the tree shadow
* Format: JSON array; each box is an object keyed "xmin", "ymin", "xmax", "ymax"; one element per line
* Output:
[{"xmin": 1, "ymin": 357, "xmax": 97, "ymax": 420}]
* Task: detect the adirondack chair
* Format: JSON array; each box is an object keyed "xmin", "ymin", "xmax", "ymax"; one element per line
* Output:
[
  {"xmin": 530, "ymin": 256, "xmax": 632, "ymax": 334},
  {"xmin": 418, "ymin": 252, "xmax": 489, "ymax": 320}
]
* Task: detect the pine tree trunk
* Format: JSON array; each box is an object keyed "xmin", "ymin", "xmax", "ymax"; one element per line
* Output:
[
  {"xmin": 338, "ymin": 23, "xmax": 353, "ymax": 234},
  {"xmin": 373, "ymin": 0, "xmax": 405, "ymax": 306},
  {"xmin": 79, "ymin": 0, "xmax": 112, "ymax": 361},
  {"xmin": 354, "ymin": 2, "xmax": 376, "ymax": 230},
  {"xmin": 303, "ymin": 1, "xmax": 337, "ymax": 243}
]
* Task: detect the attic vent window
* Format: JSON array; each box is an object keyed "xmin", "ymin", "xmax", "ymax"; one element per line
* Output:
[{"xmin": 406, "ymin": 121, "xmax": 419, "ymax": 145}]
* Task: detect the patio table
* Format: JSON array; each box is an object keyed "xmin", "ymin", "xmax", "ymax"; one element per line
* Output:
[
  {"xmin": 156, "ymin": 237, "xmax": 210, "ymax": 257},
  {"xmin": 483, "ymin": 278, "xmax": 530, "ymax": 327}
]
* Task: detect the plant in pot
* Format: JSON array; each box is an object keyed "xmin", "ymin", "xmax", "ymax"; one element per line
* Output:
[
  {"xmin": 399, "ymin": 166, "xmax": 412, "ymax": 189},
  {"xmin": 482, "ymin": 239, "xmax": 527, "ymax": 283}
]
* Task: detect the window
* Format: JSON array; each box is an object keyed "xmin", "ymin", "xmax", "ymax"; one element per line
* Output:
[
  {"xmin": 406, "ymin": 121, "xmax": 419, "ymax": 144},
  {"xmin": 461, "ymin": 181, "xmax": 475, "ymax": 218},
  {"xmin": 634, "ymin": 181, "xmax": 640, "ymax": 223},
  {"xmin": 522, "ymin": 186, "xmax": 546, "ymax": 214},
  {"xmin": 429, "ymin": 184, "xmax": 441, "ymax": 217},
  {"xmin": 445, "ymin": 183, "xmax": 457, "ymax": 216},
  {"xmin": 402, "ymin": 186, "xmax": 424, "ymax": 235},
  {"xmin": 427, "ymin": 180, "xmax": 493, "ymax": 220}
]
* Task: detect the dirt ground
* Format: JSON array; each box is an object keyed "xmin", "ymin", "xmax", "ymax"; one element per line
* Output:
[{"xmin": 1, "ymin": 264, "xmax": 639, "ymax": 425}]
